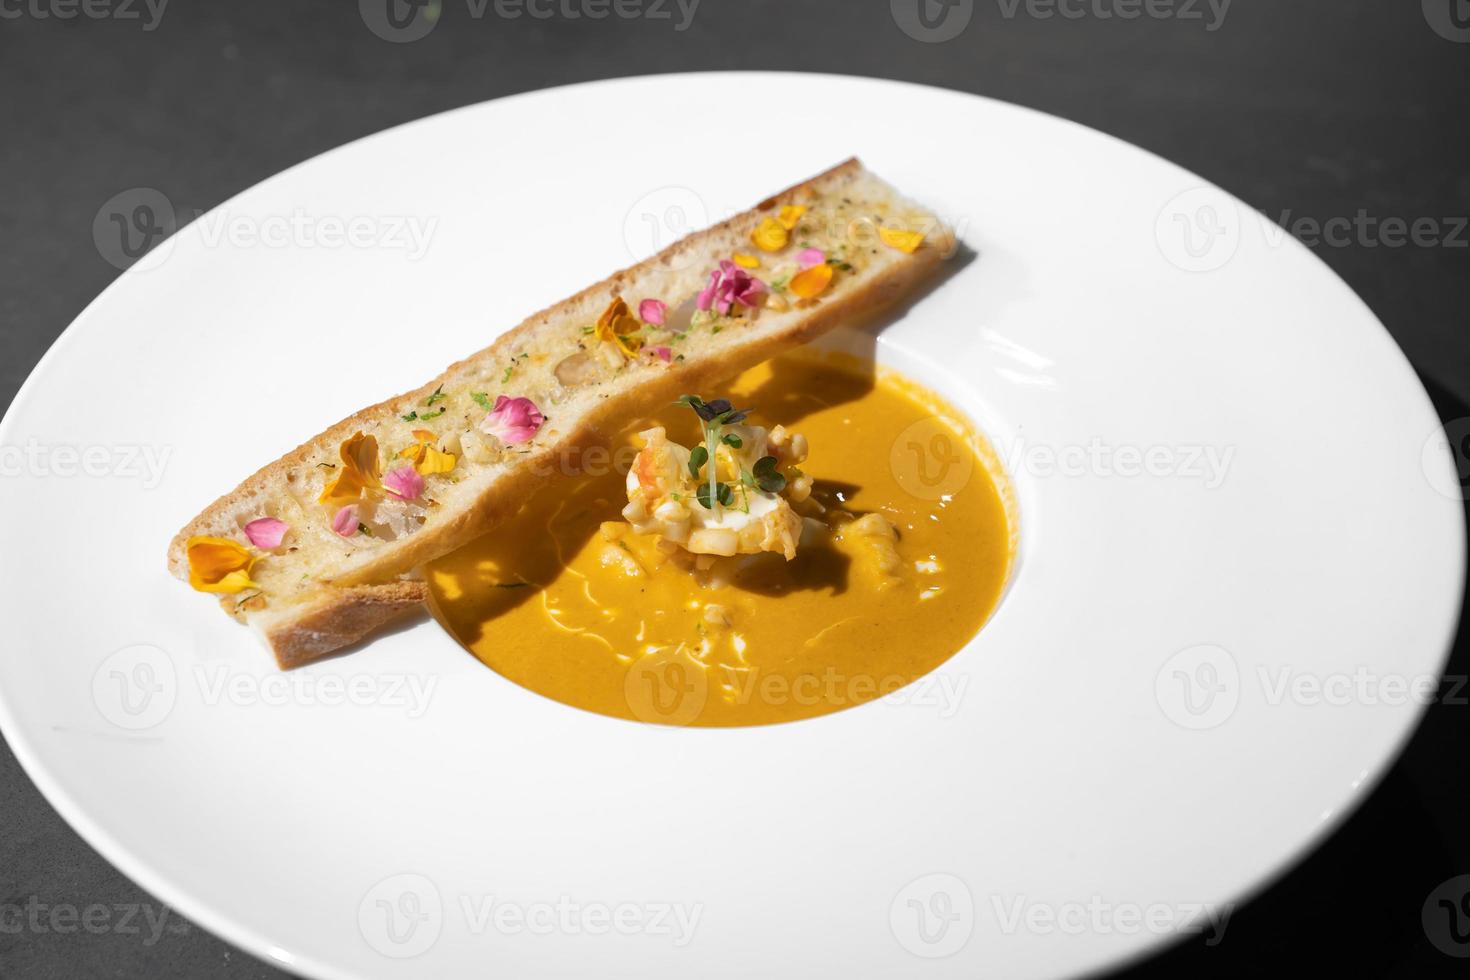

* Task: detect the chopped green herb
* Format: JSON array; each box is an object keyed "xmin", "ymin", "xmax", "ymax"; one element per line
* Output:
[
  {"xmin": 502, "ymin": 365, "xmax": 515, "ymax": 384},
  {"xmin": 495, "ymin": 581, "xmax": 531, "ymax": 590},
  {"xmin": 425, "ymin": 384, "xmax": 446, "ymax": 406},
  {"xmin": 471, "ymin": 392, "xmax": 494, "ymax": 410},
  {"xmin": 418, "ymin": 408, "xmax": 446, "ymax": 421},
  {"xmin": 400, "ymin": 411, "xmax": 419, "ymax": 422},
  {"xmin": 771, "ymin": 277, "xmax": 789, "ymax": 293},
  {"xmin": 357, "ymin": 523, "xmax": 373, "ymax": 537},
  {"xmin": 316, "ymin": 462, "xmax": 336, "ymax": 469}
]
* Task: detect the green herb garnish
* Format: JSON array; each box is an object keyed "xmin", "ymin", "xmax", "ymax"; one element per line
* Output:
[
  {"xmin": 752, "ymin": 455, "xmax": 786, "ymax": 494},
  {"xmin": 471, "ymin": 392, "xmax": 494, "ymax": 410},
  {"xmin": 426, "ymin": 384, "xmax": 446, "ymax": 406}
]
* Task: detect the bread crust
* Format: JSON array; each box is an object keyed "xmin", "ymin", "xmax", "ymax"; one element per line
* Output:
[{"xmin": 170, "ymin": 158, "xmax": 955, "ymax": 667}]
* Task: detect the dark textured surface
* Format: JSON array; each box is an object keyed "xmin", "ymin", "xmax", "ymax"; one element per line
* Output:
[{"xmin": 1, "ymin": 1, "xmax": 1467, "ymax": 977}]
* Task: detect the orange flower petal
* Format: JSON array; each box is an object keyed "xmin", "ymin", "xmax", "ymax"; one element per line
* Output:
[
  {"xmin": 186, "ymin": 536, "xmax": 260, "ymax": 594},
  {"xmin": 319, "ymin": 431, "xmax": 382, "ymax": 505},
  {"xmin": 789, "ymin": 262, "xmax": 835, "ymax": 300},
  {"xmin": 879, "ymin": 227, "xmax": 926, "ymax": 254},
  {"xmin": 595, "ymin": 296, "xmax": 644, "ymax": 358},
  {"xmin": 751, "ymin": 217, "xmax": 789, "ymax": 253},
  {"xmin": 777, "ymin": 205, "xmax": 807, "ymax": 230}
]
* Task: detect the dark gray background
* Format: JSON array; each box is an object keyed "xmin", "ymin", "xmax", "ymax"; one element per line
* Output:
[{"xmin": 2, "ymin": 1, "xmax": 1468, "ymax": 976}]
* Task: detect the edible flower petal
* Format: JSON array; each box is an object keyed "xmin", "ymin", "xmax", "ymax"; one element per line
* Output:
[
  {"xmin": 480, "ymin": 395, "xmax": 544, "ymax": 446},
  {"xmin": 698, "ymin": 261, "xmax": 767, "ymax": 315},
  {"xmin": 649, "ymin": 346, "xmax": 672, "ymax": 363},
  {"xmin": 331, "ymin": 505, "xmax": 359, "ymax": 537},
  {"xmin": 732, "ymin": 253, "xmax": 761, "ymax": 269},
  {"xmin": 797, "ymin": 248, "xmax": 826, "ymax": 269},
  {"xmin": 186, "ymin": 536, "xmax": 260, "ymax": 594},
  {"xmin": 751, "ymin": 217, "xmax": 789, "ymax": 253},
  {"xmin": 595, "ymin": 296, "xmax": 644, "ymax": 359},
  {"xmin": 638, "ymin": 299, "xmax": 668, "ymax": 326},
  {"xmin": 777, "ymin": 205, "xmax": 807, "ymax": 230},
  {"xmin": 243, "ymin": 518, "xmax": 289, "ymax": 550},
  {"xmin": 319, "ymin": 431, "xmax": 382, "ymax": 505},
  {"xmin": 879, "ymin": 227, "xmax": 926, "ymax": 253},
  {"xmin": 383, "ymin": 464, "xmax": 426, "ymax": 501},
  {"xmin": 789, "ymin": 262, "xmax": 835, "ymax": 300},
  {"xmin": 398, "ymin": 432, "xmax": 458, "ymax": 476}
]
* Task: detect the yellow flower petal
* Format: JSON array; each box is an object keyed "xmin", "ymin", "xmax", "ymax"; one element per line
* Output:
[
  {"xmin": 732, "ymin": 253, "xmax": 761, "ymax": 269},
  {"xmin": 595, "ymin": 297, "xmax": 643, "ymax": 359},
  {"xmin": 187, "ymin": 536, "xmax": 260, "ymax": 594},
  {"xmin": 319, "ymin": 431, "xmax": 382, "ymax": 505},
  {"xmin": 879, "ymin": 227, "xmax": 926, "ymax": 254},
  {"xmin": 789, "ymin": 262, "xmax": 835, "ymax": 300},
  {"xmin": 777, "ymin": 205, "xmax": 807, "ymax": 230},
  {"xmin": 751, "ymin": 217, "xmax": 789, "ymax": 253},
  {"xmin": 411, "ymin": 428, "xmax": 437, "ymax": 443},
  {"xmin": 417, "ymin": 444, "xmax": 457, "ymax": 475}
]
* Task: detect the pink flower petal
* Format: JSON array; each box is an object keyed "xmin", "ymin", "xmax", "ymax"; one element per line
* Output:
[
  {"xmin": 650, "ymin": 346, "xmax": 672, "ymax": 362},
  {"xmin": 638, "ymin": 299, "xmax": 667, "ymax": 325},
  {"xmin": 797, "ymin": 248, "xmax": 826, "ymax": 269},
  {"xmin": 331, "ymin": 505, "xmax": 359, "ymax": 537},
  {"xmin": 243, "ymin": 517, "xmax": 289, "ymax": 550},
  {"xmin": 696, "ymin": 270, "xmax": 720, "ymax": 312},
  {"xmin": 383, "ymin": 465, "xmax": 426, "ymax": 501},
  {"xmin": 480, "ymin": 395, "xmax": 545, "ymax": 446}
]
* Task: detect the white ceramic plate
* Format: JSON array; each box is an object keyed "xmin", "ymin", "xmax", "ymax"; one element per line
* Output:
[{"xmin": 0, "ymin": 73, "xmax": 1462, "ymax": 980}]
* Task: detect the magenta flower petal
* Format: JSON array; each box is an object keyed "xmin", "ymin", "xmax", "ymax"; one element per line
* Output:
[
  {"xmin": 243, "ymin": 517, "xmax": 289, "ymax": 550},
  {"xmin": 650, "ymin": 346, "xmax": 672, "ymax": 362},
  {"xmin": 639, "ymin": 299, "xmax": 668, "ymax": 325},
  {"xmin": 331, "ymin": 505, "xmax": 359, "ymax": 537},
  {"xmin": 383, "ymin": 465, "xmax": 426, "ymax": 501},
  {"xmin": 797, "ymin": 248, "xmax": 826, "ymax": 269},
  {"xmin": 480, "ymin": 395, "xmax": 545, "ymax": 446}
]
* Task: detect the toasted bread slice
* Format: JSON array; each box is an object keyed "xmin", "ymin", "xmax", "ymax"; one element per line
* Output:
[{"xmin": 169, "ymin": 159, "xmax": 956, "ymax": 667}]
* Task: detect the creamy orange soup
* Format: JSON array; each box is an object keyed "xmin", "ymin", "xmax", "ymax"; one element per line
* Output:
[{"xmin": 427, "ymin": 351, "xmax": 1013, "ymax": 726}]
